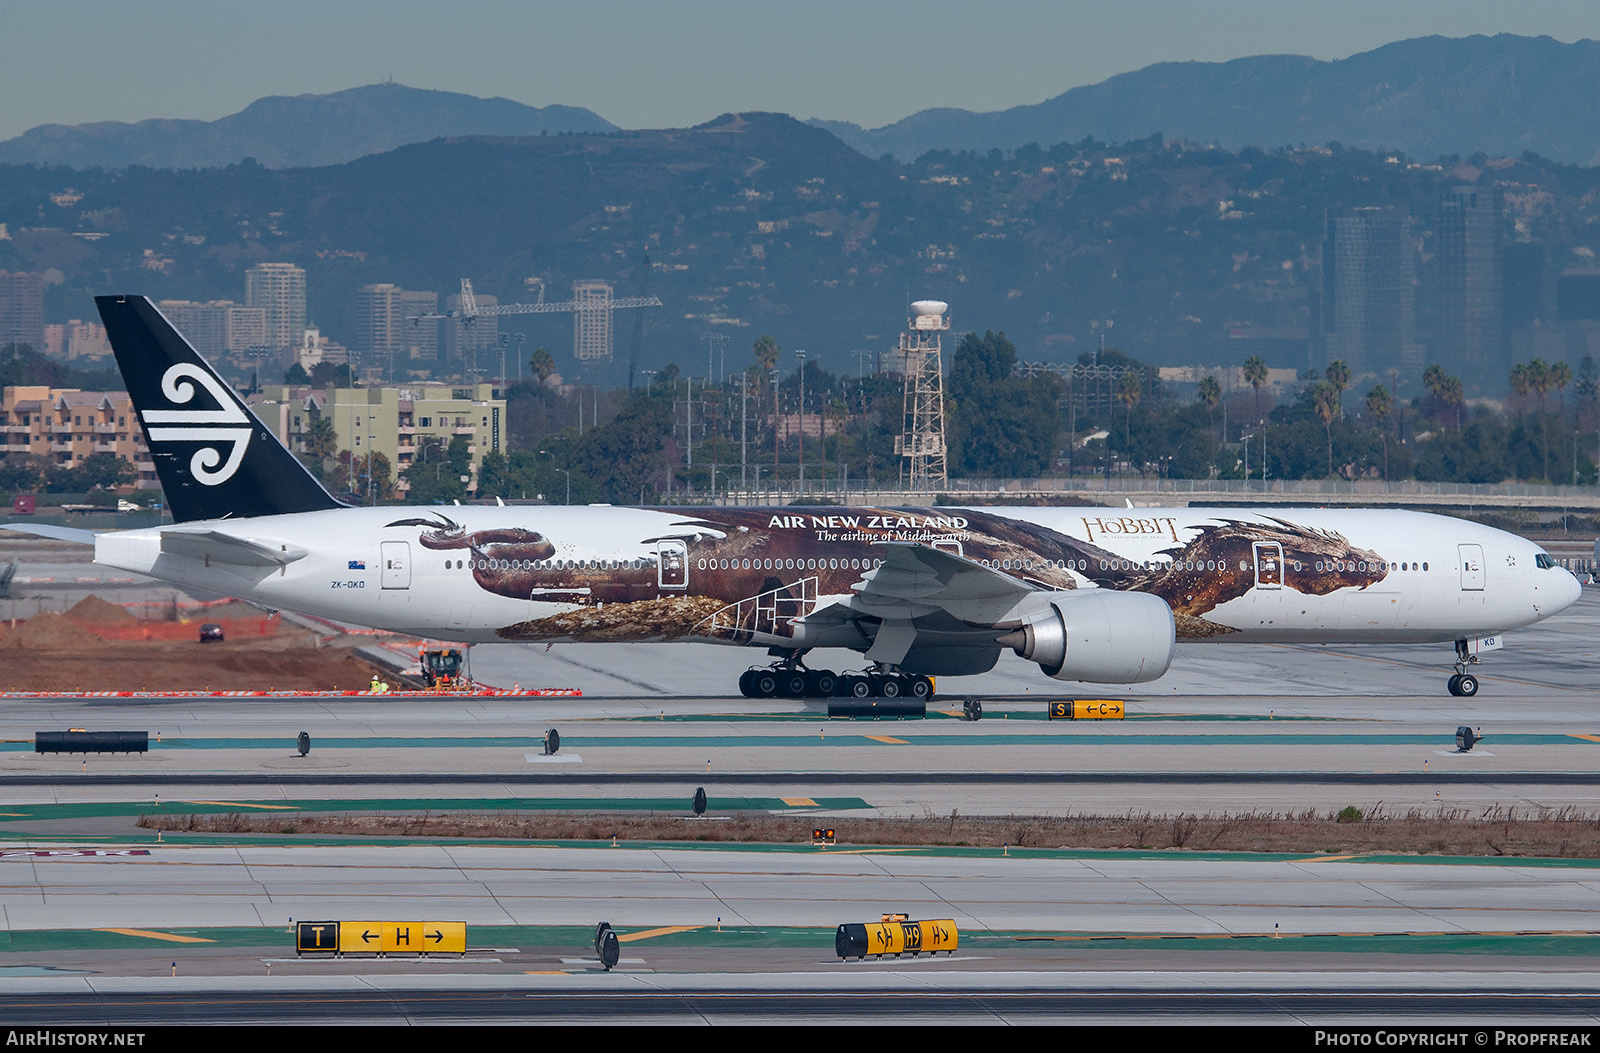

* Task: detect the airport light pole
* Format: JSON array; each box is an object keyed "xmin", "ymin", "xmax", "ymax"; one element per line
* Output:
[
  {"xmin": 420, "ymin": 439, "xmax": 444, "ymax": 487},
  {"xmin": 796, "ymin": 349, "xmax": 806, "ymax": 494},
  {"xmin": 538, "ymin": 449, "xmax": 571, "ymax": 504}
]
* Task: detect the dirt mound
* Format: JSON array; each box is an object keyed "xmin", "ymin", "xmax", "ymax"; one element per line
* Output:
[
  {"xmin": 66, "ymin": 595, "xmax": 138, "ymax": 625},
  {"xmin": 0, "ymin": 611, "xmax": 106, "ymax": 650}
]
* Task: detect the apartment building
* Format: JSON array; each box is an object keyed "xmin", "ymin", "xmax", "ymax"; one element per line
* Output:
[
  {"xmin": 252, "ymin": 382, "xmax": 505, "ymax": 495},
  {"xmin": 0, "ymin": 386, "xmax": 156, "ymax": 487}
]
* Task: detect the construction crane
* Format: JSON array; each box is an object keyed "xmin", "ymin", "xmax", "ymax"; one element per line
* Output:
[
  {"xmin": 627, "ymin": 250, "xmax": 649, "ymax": 391},
  {"xmin": 410, "ymin": 278, "xmax": 663, "ymax": 372}
]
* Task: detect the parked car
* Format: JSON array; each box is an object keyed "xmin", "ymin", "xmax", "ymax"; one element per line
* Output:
[{"xmin": 198, "ymin": 623, "xmax": 225, "ymax": 643}]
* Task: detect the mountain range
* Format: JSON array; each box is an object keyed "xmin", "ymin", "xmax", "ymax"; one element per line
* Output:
[
  {"xmin": 0, "ymin": 83, "xmax": 617, "ymax": 170},
  {"xmin": 813, "ymin": 34, "xmax": 1600, "ymax": 166},
  {"xmin": 3, "ymin": 36, "xmax": 1598, "ymax": 171}
]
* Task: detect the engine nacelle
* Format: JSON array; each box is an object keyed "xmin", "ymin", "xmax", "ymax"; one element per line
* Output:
[{"xmin": 998, "ymin": 591, "xmax": 1175, "ymax": 684}]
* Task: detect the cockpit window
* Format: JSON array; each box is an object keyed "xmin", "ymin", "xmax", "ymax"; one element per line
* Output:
[{"xmin": 1535, "ymin": 553, "xmax": 1556, "ymax": 569}]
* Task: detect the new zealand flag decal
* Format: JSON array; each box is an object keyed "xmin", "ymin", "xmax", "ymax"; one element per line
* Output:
[{"xmin": 347, "ymin": 560, "xmax": 366, "ymax": 571}]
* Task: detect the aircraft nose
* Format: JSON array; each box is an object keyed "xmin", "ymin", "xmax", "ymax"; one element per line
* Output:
[
  {"xmin": 1563, "ymin": 569, "xmax": 1584, "ymax": 611},
  {"xmin": 1543, "ymin": 568, "xmax": 1584, "ymax": 615}
]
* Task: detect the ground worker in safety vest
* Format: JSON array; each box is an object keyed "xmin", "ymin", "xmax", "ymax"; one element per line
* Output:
[{"xmin": 369, "ymin": 675, "xmax": 391, "ymax": 694}]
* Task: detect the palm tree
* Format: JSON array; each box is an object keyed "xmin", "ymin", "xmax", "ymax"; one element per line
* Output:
[
  {"xmin": 1198, "ymin": 375, "xmax": 1221, "ymax": 430},
  {"xmin": 1325, "ymin": 359, "xmax": 1352, "ymax": 421},
  {"xmin": 1365, "ymin": 384, "xmax": 1393, "ymax": 480},
  {"xmin": 1312, "ymin": 381, "xmax": 1338, "ymax": 477},
  {"xmin": 1423, "ymin": 363, "xmax": 1447, "ymax": 399},
  {"xmin": 1243, "ymin": 355, "xmax": 1268, "ymax": 422},
  {"xmin": 1118, "ymin": 369, "xmax": 1142, "ymax": 473},
  {"xmin": 1441, "ymin": 373, "xmax": 1466, "ymax": 430},
  {"xmin": 302, "ymin": 415, "xmax": 337, "ymax": 466},
  {"xmin": 752, "ymin": 334, "xmax": 780, "ymax": 377},
  {"xmin": 1529, "ymin": 358, "xmax": 1553, "ymax": 480},
  {"xmin": 1423, "ymin": 364, "xmax": 1463, "ymax": 429},
  {"xmin": 1510, "ymin": 361, "xmax": 1531, "ymax": 411},
  {"xmin": 529, "ymin": 346, "xmax": 555, "ymax": 386},
  {"xmin": 1551, "ymin": 359, "xmax": 1573, "ymax": 415},
  {"xmin": 1198, "ymin": 374, "xmax": 1222, "ymax": 477}
]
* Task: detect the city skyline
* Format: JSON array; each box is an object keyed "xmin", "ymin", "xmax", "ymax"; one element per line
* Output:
[{"xmin": 3, "ymin": 1, "xmax": 1597, "ymax": 143}]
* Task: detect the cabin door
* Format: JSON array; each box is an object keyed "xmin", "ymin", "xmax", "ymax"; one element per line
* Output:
[
  {"xmin": 1459, "ymin": 544, "xmax": 1485, "ymax": 591},
  {"xmin": 381, "ymin": 541, "xmax": 411, "ymax": 589},
  {"xmin": 657, "ymin": 539, "xmax": 688, "ymax": 590},
  {"xmin": 1252, "ymin": 542, "xmax": 1284, "ymax": 589}
]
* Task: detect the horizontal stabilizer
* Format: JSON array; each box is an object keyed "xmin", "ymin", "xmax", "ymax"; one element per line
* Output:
[
  {"xmin": 160, "ymin": 529, "xmax": 307, "ymax": 567},
  {"xmin": 0, "ymin": 522, "xmax": 98, "ymax": 545}
]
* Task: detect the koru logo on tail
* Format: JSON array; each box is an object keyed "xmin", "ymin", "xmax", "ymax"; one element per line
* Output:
[{"xmin": 140, "ymin": 364, "xmax": 254, "ymax": 485}]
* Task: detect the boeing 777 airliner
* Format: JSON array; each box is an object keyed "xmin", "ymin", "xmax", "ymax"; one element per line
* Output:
[{"xmin": 9, "ymin": 297, "xmax": 1582, "ymax": 699}]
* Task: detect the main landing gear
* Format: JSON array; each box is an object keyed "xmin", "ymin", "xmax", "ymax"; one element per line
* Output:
[
  {"xmin": 1447, "ymin": 639, "xmax": 1481, "ymax": 697},
  {"xmin": 738, "ymin": 662, "xmax": 837, "ymax": 699},
  {"xmin": 835, "ymin": 664, "xmax": 934, "ymax": 701},
  {"xmin": 737, "ymin": 658, "xmax": 933, "ymax": 700}
]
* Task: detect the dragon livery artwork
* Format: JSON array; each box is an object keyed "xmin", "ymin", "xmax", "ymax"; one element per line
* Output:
[{"xmin": 384, "ymin": 507, "xmax": 1394, "ymax": 645}]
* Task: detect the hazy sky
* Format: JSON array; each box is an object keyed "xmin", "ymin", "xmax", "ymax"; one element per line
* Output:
[{"xmin": 3, "ymin": 0, "xmax": 1596, "ymax": 142}]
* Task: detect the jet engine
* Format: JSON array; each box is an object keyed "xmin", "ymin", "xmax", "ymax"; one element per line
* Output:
[{"xmin": 997, "ymin": 591, "xmax": 1175, "ymax": 684}]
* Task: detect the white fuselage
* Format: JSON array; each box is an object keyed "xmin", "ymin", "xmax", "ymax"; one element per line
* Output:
[{"xmin": 91, "ymin": 505, "xmax": 1582, "ymax": 652}]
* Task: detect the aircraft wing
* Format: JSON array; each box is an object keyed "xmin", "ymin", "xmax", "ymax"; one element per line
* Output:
[
  {"xmin": 798, "ymin": 542, "xmax": 1039, "ymax": 666},
  {"xmin": 159, "ymin": 529, "xmax": 307, "ymax": 568},
  {"xmin": 848, "ymin": 541, "xmax": 1037, "ymax": 621}
]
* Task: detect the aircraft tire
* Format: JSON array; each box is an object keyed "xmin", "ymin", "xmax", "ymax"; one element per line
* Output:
[
  {"xmin": 810, "ymin": 670, "xmax": 838, "ymax": 697},
  {"xmin": 1457, "ymin": 673, "xmax": 1479, "ymax": 697},
  {"xmin": 847, "ymin": 677, "xmax": 872, "ymax": 698},
  {"xmin": 909, "ymin": 676, "xmax": 932, "ymax": 699},
  {"xmin": 738, "ymin": 671, "xmax": 755, "ymax": 698},
  {"xmin": 879, "ymin": 677, "xmax": 902, "ymax": 699},
  {"xmin": 754, "ymin": 672, "xmax": 779, "ymax": 697},
  {"xmin": 783, "ymin": 672, "xmax": 809, "ymax": 698},
  {"xmin": 1447, "ymin": 674, "xmax": 1463, "ymax": 696}
]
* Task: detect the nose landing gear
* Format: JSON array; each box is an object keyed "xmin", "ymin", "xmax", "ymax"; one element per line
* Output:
[{"xmin": 1446, "ymin": 639, "xmax": 1481, "ymax": 697}]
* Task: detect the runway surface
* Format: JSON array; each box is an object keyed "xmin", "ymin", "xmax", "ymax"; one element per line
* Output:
[{"xmin": 1, "ymin": 584, "xmax": 1597, "ymax": 1022}]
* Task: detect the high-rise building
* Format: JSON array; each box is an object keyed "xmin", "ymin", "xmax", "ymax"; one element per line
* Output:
[
  {"xmin": 225, "ymin": 304, "xmax": 267, "ymax": 354},
  {"xmin": 0, "ymin": 270, "xmax": 45, "ymax": 352},
  {"xmin": 245, "ymin": 262, "xmax": 307, "ymax": 351},
  {"xmin": 1320, "ymin": 207, "xmax": 1418, "ymax": 378},
  {"xmin": 1503, "ymin": 244, "xmax": 1548, "ymax": 328},
  {"xmin": 158, "ymin": 300, "xmax": 230, "ymax": 359},
  {"xmin": 572, "ymin": 280, "xmax": 614, "ymax": 361},
  {"xmin": 355, "ymin": 283, "xmax": 401, "ymax": 359},
  {"xmin": 1437, "ymin": 187, "xmax": 1504, "ymax": 389},
  {"xmin": 157, "ymin": 300, "xmax": 268, "ymax": 362},
  {"xmin": 42, "ymin": 320, "xmax": 112, "ymax": 361},
  {"xmin": 356, "ymin": 284, "xmax": 440, "ymax": 373},
  {"xmin": 397, "ymin": 290, "xmax": 439, "ymax": 367}
]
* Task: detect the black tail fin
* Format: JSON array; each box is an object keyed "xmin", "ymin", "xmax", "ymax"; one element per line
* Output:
[{"xmin": 96, "ymin": 295, "xmax": 344, "ymax": 523}]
